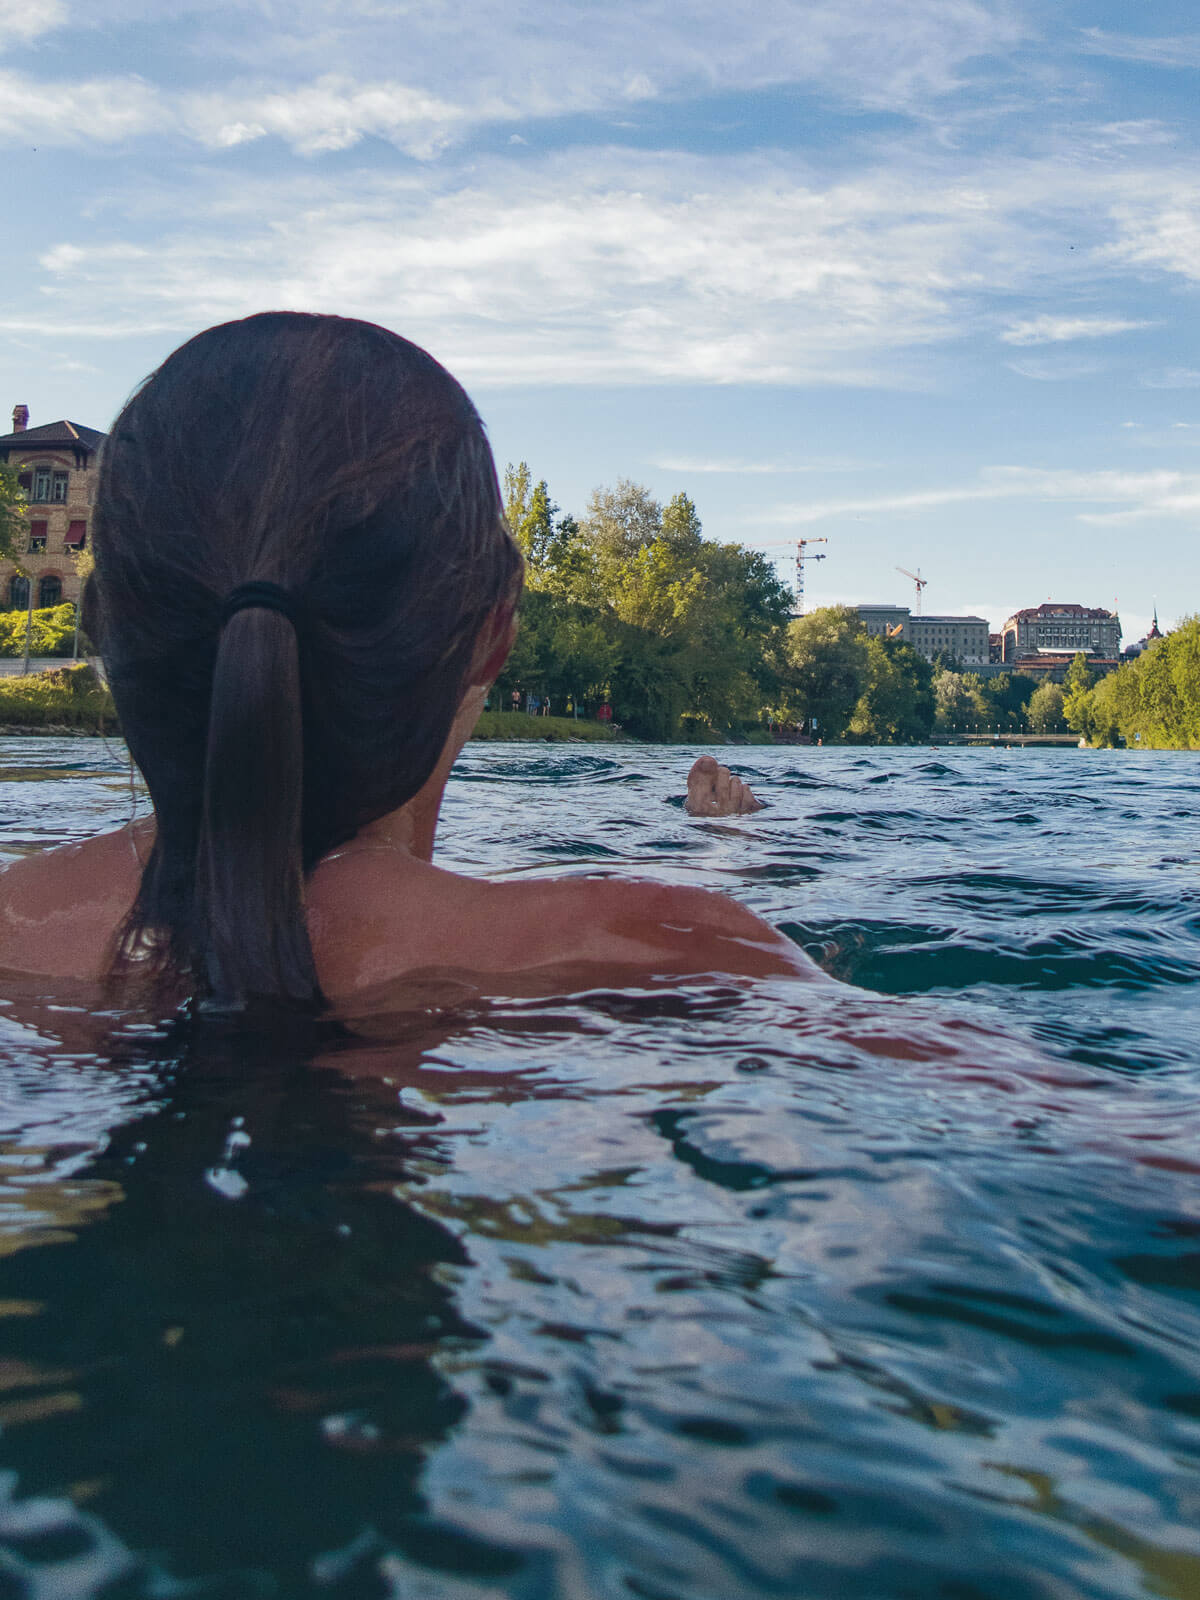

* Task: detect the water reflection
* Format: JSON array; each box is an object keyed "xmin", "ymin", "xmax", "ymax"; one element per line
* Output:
[{"xmin": 0, "ymin": 742, "xmax": 1196, "ymax": 1596}]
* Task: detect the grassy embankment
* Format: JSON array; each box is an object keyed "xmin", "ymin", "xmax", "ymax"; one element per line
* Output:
[
  {"xmin": 0, "ymin": 664, "xmax": 116, "ymax": 733},
  {"xmin": 472, "ymin": 711, "xmax": 624, "ymax": 741},
  {"xmin": 0, "ymin": 672, "xmax": 624, "ymax": 742}
]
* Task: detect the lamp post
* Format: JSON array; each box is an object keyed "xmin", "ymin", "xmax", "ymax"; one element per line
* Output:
[{"xmin": 21, "ymin": 574, "xmax": 33, "ymax": 677}]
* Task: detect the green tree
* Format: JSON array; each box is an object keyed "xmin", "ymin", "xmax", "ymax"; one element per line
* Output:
[
  {"xmin": 580, "ymin": 479, "xmax": 662, "ymax": 566},
  {"xmin": 1066, "ymin": 620, "xmax": 1200, "ymax": 749},
  {"xmin": 659, "ymin": 492, "xmax": 703, "ymax": 558},
  {"xmin": 849, "ymin": 637, "xmax": 935, "ymax": 742},
  {"xmin": 782, "ymin": 606, "xmax": 870, "ymax": 740},
  {"xmin": 502, "ymin": 461, "xmax": 532, "ymax": 534},
  {"xmin": 0, "ymin": 462, "xmax": 28, "ymax": 564},
  {"xmin": 933, "ymin": 668, "xmax": 975, "ymax": 731},
  {"xmin": 0, "ymin": 603, "xmax": 79, "ymax": 658},
  {"xmin": 1026, "ymin": 680, "xmax": 1065, "ymax": 732}
]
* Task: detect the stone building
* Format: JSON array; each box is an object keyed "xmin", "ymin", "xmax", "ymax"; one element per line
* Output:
[
  {"xmin": 1000, "ymin": 603, "xmax": 1122, "ymax": 677},
  {"xmin": 908, "ymin": 614, "xmax": 989, "ymax": 664},
  {"xmin": 855, "ymin": 605, "xmax": 989, "ymax": 663},
  {"xmin": 855, "ymin": 604, "xmax": 910, "ymax": 641},
  {"xmin": 0, "ymin": 405, "xmax": 107, "ymax": 610}
]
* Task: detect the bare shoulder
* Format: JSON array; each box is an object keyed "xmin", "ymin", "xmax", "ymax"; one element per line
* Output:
[
  {"xmin": 0, "ymin": 823, "xmax": 146, "ymax": 978},
  {"xmin": 537, "ymin": 874, "xmax": 826, "ymax": 981},
  {"xmin": 310, "ymin": 852, "xmax": 826, "ymax": 993}
]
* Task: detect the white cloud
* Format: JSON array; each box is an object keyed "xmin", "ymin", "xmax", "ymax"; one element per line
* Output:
[
  {"xmin": 1001, "ymin": 313, "xmax": 1152, "ymax": 345},
  {"xmin": 183, "ymin": 76, "xmax": 474, "ymax": 158},
  {"xmin": 0, "ymin": 0, "xmax": 1029, "ymax": 155},
  {"xmin": 649, "ymin": 456, "xmax": 868, "ymax": 474},
  {"xmin": 751, "ymin": 465, "xmax": 1200, "ymax": 526},
  {"xmin": 1078, "ymin": 29, "xmax": 1200, "ymax": 70},
  {"xmin": 1104, "ymin": 191, "xmax": 1200, "ymax": 282},
  {"xmin": 0, "ymin": 0, "xmax": 66, "ymax": 47},
  {"xmin": 1140, "ymin": 368, "xmax": 1200, "ymax": 389},
  {"xmin": 1004, "ymin": 354, "xmax": 1109, "ymax": 381},
  {"xmin": 6, "ymin": 131, "xmax": 1198, "ymax": 387},
  {"xmin": 14, "ymin": 150, "xmax": 1025, "ymax": 381},
  {"xmin": 0, "ymin": 70, "xmax": 163, "ymax": 144}
]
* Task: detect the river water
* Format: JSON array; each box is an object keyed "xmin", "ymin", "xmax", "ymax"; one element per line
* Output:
[{"xmin": 0, "ymin": 737, "xmax": 1197, "ymax": 1598}]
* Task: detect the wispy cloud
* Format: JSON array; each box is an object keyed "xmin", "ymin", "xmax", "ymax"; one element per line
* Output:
[
  {"xmin": 11, "ymin": 151, "xmax": 1026, "ymax": 382},
  {"xmin": 0, "ymin": 0, "xmax": 66, "ymax": 47},
  {"xmin": 1001, "ymin": 313, "xmax": 1152, "ymax": 345},
  {"xmin": 184, "ymin": 77, "xmax": 475, "ymax": 158},
  {"xmin": 1004, "ymin": 354, "xmax": 1110, "ymax": 382},
  {"xmin": 1140, "ymin": 368, "xmax": 1200, "ymax": 389},
  {"xmin": 1079, "ymin": 28, "xmax": 1200, "ymax": 70},
  {"xmin": 0, "ymin": 0, "xmax": 1029, "ymax": 154},
  {"xmin": 12, "ymin": 138, "xmax": 1196, "ymax": 387},
  {"xmin": 649, "ymin": 455, "xmax": 869, "ymax": 474},
  {"xmin": 752, "ymin": 466, "xmax": 1200, "ymax": 526},
  {"xmin": 1104, "ymin": 189, "xmax": 1200, "ymax": 282},
  {"xmin": 0, "ymin": 70, "xmax": 162, "ymax": 143}
]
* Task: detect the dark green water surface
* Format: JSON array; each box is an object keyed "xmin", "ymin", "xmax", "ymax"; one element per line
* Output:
[{"xmin": 0, "ymin": 739, "xmax": 1197, "ymax": 1598}]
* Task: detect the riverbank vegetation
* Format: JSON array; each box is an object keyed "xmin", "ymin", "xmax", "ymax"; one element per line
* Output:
[
  {"xmin": 493, "ymin": 469, "xmax": 1086, "ymax": 744},
  {"xmin": 0, "ymin": 662, "xmax": 115, "ymax": 732},
  {"xmin": 0, "ymin": 603, "xmax": 83, "ymax": 658},
  {"xmin": 495, "ymin": 468, "xmax": 794, "ymax": 741},
  {"xmin": 472, "ymin": 711, "xmax": 622, "ymax": 742},
  {"xmin": 1065, "ymin": 619, "xmax": 1200, "ymax": 749}
]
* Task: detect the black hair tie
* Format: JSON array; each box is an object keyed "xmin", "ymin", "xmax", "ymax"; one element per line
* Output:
[{"xmin": 221, "ymin": 581, "xmax": 302, "ymax": 630}]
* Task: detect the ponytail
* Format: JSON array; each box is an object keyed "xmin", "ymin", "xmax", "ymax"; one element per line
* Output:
[
  {"xmin": 95, "ymin": 310, "xmax": 523, "ymax": 1012},
  {"xmin": 195, "ymin": 604, "xmax": 320, "ymax": 1008}
]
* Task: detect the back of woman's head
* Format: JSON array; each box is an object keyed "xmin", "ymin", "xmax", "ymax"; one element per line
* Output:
[{"xmin": 93, "ymin": 311, "xmax": 522, "ymax": 1009}]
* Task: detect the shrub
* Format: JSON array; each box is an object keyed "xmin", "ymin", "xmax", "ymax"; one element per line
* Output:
[{"xmin": 0, "ymin": 663, "xmax": 116, "ymax": 731}]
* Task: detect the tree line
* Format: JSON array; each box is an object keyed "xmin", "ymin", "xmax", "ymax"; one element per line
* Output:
[
  {"xmin": 1064, "ymin": 619, "xmax": 1200, "ymax": 749},
  {"xmin": 497, "ymin": 468, "xmax": 796, "ymax": 740},
  {"xmin": 498, "ymin": 467, "xmax": 1080, "ymax": 743},
  {"xmin": 3, "ymin": 458, "xmax": 1194, "ymax": 746}
]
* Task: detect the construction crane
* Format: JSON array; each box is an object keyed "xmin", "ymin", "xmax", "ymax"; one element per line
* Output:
[
  {"xmin": 895, "ymin": 566, "xmax": 928, "ymax": 616},
  {"xmin": 761, "ymin": 537, "xmax": 829, "ymax": 614}
]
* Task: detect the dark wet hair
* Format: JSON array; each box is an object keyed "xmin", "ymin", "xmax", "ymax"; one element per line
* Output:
[{"xmin": 92, "ymin": 311, "xmax": 522, "ymax": 1009}]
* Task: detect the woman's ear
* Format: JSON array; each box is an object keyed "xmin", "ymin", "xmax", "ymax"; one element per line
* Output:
[{"xmin": 473, "ymin": 603, "xmax": 517, "ymax": 686}]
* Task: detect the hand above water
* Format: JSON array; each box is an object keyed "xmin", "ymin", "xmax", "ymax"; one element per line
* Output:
[{"xmin": 684, "ymin": 755, "xmax": 764, "ymax": 817}]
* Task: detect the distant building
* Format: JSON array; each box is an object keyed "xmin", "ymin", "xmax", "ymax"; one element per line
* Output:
[
  {"xmin": 856, "ymin": 604, "xmax": 911, "ymax": 641},
  {"xmin": 908, "ymin": 614, "xmax": 989, "ymax": 665},
  {"xmin": 1000, "ymin": 602, "xmax": 1122, "ymax": 678},
  {"xmin": 0, "ymin": 405, "xmax": 107, "ymax": 610},
  {"xmin": 1123, "ymin": 608, "xmax": 1164, "ymax": 660},
  {"xmin": 855, "ymin": 605, "xmax": 988, "ymax": 663}
]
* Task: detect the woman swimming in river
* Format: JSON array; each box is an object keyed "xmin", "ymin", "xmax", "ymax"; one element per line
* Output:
[{"xmin": 0, "ymin": 313, "xmax": 822, "ymax": 1009}]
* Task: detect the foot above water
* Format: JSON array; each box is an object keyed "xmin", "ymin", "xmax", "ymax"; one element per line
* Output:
[{"xmin": 684, "ymin": 755, "xmax": 764, "ymax": 817}]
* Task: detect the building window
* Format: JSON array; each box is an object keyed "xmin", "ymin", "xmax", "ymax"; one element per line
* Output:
[
  {"xmin": 32, "ymin": 467, "xmax": 52, "ymax": 503},
  {"xmin": 8, "ymin": 576, "xmax": 29, "ymax": 611},
  {"xmin": 65, "ymin": 521, "xmax": 87, "ymax": 550},
  {"xmin": 28, "ymin": 520, "xmax": 48, "ymax": 552},
  {"xmin": 38, "ymin": 575, "xmax": 62, "ymax": 607},
  {"xmin": 52, "ymin": 473, "xmax": 68, "ymax": 503}
]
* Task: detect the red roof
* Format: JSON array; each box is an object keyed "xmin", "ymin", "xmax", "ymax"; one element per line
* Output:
[{"xmin": 1009, "ymin": 603, "xmax": 1115, "ymax": 622}]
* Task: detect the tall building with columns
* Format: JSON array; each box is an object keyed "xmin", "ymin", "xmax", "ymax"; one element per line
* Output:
[{"xmin": 0, "ymin": 405, "xmax": 107, "ymax": 610}]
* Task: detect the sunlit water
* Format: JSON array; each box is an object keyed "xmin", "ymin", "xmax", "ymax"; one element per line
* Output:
[{"xmin": 0, "ymin": 736, "xmax": 1197, "ymax": 1599}]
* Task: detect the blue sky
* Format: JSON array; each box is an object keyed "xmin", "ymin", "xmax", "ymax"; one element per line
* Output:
[{"xmin": 4, "ymin": 0, "xmax": 1199, "ymax": 643}]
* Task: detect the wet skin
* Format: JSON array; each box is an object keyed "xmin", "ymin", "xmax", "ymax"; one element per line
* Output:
[{"xmin": 0, "ymin": 688, "xmax": 822, "ymax": 1002}]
